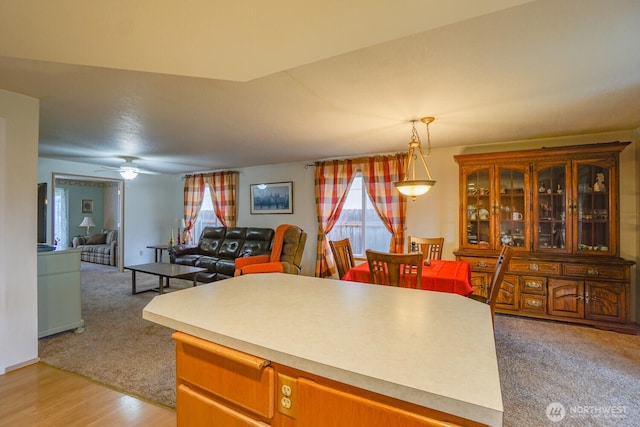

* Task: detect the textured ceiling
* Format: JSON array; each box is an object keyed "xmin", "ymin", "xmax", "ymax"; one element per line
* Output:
[{"xmin": 0, "ymin": 0, "xmax": 639, "ymax": 175}]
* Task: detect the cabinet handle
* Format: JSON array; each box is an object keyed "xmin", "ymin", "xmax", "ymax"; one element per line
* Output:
[
  {"xmin": 568, "ymin": 200, "xmax": 577, "ymax": 214},
  {"xmin": 587, "ymin": 268, "xmax": 598, "ymax": 276},
  {"xmin": 526, "ymin": 300, "xmax": 542, "ymax": 307},
  {"xmin": 173, "ymin": 332, "xmax": 271, "ymax": 370},
  {"xmin": 477, "ymin": 261, "xmax": 487, "ymax": 268},
  {"xmin": 576, "ymin": 293, "xmax": 583, "ymax": 301},
  {"xmin": 584, "ymin": 292, "xmax": 591, "ymax": 303},
  {"xmin": 525, "ymin": 281, "xmax": 542, "ymax": 289},
  {"xmin": 528, "ymin": 263, "xmax": 539, "ymax": 271}
]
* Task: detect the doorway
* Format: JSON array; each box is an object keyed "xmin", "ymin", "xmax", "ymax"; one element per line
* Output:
[
  {"xmin": 51, "ymin": 173, "xmax": 125, "ymax": 272},
  {"xmin": 37, "ymin": 183, "xmax": 47, "ymax": 243}
]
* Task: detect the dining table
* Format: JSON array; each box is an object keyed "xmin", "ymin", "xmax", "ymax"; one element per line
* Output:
[{"xmin": 342, "ymin": 259, "xmax": 473, "ymax": 296}]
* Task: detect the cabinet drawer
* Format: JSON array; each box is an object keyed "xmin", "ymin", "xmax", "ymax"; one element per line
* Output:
[
  {"xmin": 38, "ymin": 250, "xmax": 81, "ymax": 276},
  {"xmin": 470, "ymin": 272, "xmax": 489, "ymax": 299},
  {"xmin": 458, "ymin": 256, "xmax": 496, "ymax": 272},
  {"xmin": 173, "ymin": 332, "xmax": 275, "ymax": 420},
  {"xmin": 496, "ymin": 274, "xmax": 519, "ymax": 311},
  {"xmin": 520, "ymin": 295, "xmax": 546, "ymax": 314},
  {"xmin": 509, "ymin": 260, "xmax": 560, "ymax": 275},
  {"xmin": 296, "ymin": 378, "xmax": 462, "ymax": 427},
  {"xmin": 178, "ymin": 384, "xmax": 270, "ymax": 427},
  {"xmin": 521, "ymin": 276, "xmax": 546, "ymax": 295},
  {"xmin": 563, "ymin": 264, "xmax": 626, "ymax": 280}
]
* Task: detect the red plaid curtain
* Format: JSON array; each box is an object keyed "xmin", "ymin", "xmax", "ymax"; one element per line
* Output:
[
  {"xmin": 314, "ymin": 155, "xmax": 407, "ymax": 277},
  {"xmin": 204, "ymin": 171, "xmax": 238, "ymax": 227},
  {"xmin": 314, "ymin": 159, "xmax": 356, "ymax": 277},
  {"xmin": 183, "ymin": 174, "xmax": 206, "ymax": 244},
  {"xmin": 183, "ymin": 171, "xmax": 238, "ymax": 243}
]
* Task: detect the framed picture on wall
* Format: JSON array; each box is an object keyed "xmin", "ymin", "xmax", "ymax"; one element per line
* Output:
[
  {"xmin": 82, "ymin": 199, "xmax": 93, "ymax": 213},
  {"xmin": 250, "ymin": 182, "xmax": 293, "ymax": 214}
]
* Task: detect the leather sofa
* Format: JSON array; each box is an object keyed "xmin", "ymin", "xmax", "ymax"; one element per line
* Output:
[
  {"xmin": 72, "ymin": 229, "xmax": 118, "ymax": 266},
  {"xmin": 169, "ymin": 226, "xmax": 275, "ymax": 283}
]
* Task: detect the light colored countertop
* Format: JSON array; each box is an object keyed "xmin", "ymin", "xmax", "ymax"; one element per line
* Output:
[{"xmin": 143, "ymin": 273, "xmax": 503, "ymax": 426}]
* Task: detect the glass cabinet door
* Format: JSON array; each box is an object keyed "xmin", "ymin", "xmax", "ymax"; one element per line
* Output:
[
  {"xmin": 463, "ymin": 167, "xmax": 492, "ymax": 248},
  {"xmin": 533, "ymin": 163, "xmax": 569, "ymax": 252},
  {"xmin": 497, "ymin": 166, "xmax": 528, "ymax": 250},
  {"xmin": 574, "ymin": 160, "xmax": 615, "ymax": 255}
]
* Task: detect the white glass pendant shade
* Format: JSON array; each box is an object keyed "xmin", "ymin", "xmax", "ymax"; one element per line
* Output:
[{"xmin": 395, "ymin": 179, "xmax": 435, "ymax": 197}]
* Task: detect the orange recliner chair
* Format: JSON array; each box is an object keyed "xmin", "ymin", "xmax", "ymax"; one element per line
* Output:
[{"xmin": 234, "ymin": 224, "xmax": 307, "ymax": 275}]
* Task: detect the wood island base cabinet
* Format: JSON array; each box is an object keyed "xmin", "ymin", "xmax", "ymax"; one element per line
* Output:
[{"xmin": 173, "ymin": 331, "xmax": 487, "ymax": 427}]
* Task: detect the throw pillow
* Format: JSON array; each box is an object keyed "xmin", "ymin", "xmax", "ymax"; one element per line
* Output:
[
  {"xmin": 104, "ymin": 229, "xmax": 117, "ymax": 244},
  {"xmin": 86, "ymin": 233, "xmax": 107, "ymax": 245}
]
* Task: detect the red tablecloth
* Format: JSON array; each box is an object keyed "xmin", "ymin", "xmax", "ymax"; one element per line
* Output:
[{"xmin": 342, "ymin": 260, "xmax": 473, "ymax": 296}]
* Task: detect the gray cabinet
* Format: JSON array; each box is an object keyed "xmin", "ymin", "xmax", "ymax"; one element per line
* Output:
[{"xmin": 37, "ymin": 249, "xmax": 84, "ymax": 338}]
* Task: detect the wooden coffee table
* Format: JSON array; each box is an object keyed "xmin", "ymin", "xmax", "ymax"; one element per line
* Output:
[{"xmin": 125, "ymin": 262, "xmax": 207, "ymax": 295}]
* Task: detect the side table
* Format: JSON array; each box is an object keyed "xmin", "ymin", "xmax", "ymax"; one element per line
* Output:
[{"xmin": 147, "ymin": 244, "xmax": 172, "ymax": 263}]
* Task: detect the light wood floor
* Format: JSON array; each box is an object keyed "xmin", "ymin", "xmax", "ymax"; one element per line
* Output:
[{"xmin": 0, "ymin": 362, "xmax": 175, "ymax": 426}]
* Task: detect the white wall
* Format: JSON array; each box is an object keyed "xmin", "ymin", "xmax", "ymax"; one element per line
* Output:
[
  {"xmin": 0, "ymin": 89, "xmax": 39, "ymax": 374},
  {"xmin": 122, "ymin": 173, "xmax": 183, "ymax": 265},
  {"xmin": 237, "ymin": 162, "xmax": 317, "ymax": 276}
]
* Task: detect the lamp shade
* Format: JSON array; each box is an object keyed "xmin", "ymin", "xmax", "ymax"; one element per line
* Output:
[
  {"xmin": 79, "ymin": 216, "xmax": 96, "ymax": 227},
  {"xmin": 394, "ymin": 179, "xmax": 436, "ymax": 197},
  {"xmin": 79, "ymin": 216, "xmax": 96, "ymax": 235}
]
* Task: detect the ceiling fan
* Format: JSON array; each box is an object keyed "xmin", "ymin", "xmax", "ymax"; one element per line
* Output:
[{"xmin": 98, "ymin": 156, "xmax": 158, "ymax": 180}]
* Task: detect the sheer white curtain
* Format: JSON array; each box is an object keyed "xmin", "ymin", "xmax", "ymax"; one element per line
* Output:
[
  {"xmin": 54, "ymin": 187, "xmax": 69, "ymax": 247},
  {"xmin": 193, "ymin": 186, "xmax": 221, "ymax": 240}
]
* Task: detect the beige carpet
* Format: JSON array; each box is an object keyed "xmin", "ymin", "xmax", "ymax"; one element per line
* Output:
[{"xmin": 39, "ymin": 263, "xmax": 640, "ymax": 426}]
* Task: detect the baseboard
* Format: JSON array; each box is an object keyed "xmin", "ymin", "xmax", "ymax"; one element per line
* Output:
[{"xmin": 3, "ymin": 357, "xmax": 40, "ymax": 374}]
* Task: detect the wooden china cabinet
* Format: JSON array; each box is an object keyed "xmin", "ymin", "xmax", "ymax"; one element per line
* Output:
[{"xmin": 454, "ymin": 141, "xmax": 636, "ymax": 333}]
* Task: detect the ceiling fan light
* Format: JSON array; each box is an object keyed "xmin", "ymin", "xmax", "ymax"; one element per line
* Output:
[{"xmin": 120, "ymin": 168, "xmax": 138, "ymax": 180}]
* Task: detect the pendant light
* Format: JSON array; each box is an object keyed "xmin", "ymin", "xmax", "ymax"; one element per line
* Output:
[{"xmin": 394, "ymin": 117, "xmax": 436, "ymax": 200}]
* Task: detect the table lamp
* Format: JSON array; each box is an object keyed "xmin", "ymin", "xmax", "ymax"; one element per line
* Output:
[{"xmin": 79, "ymin": 216, "xmax": 96, "ymax": 235}]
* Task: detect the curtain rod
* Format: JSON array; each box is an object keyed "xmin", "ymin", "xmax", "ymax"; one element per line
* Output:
[{"xmin": 305, "ymin": 151, "xmax": 406, "ymax": 169}]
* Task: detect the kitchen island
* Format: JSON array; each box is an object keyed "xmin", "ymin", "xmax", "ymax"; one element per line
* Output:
[{"xmin": 143, "ymin": 273, "xmax": 503, "ymax": 426}]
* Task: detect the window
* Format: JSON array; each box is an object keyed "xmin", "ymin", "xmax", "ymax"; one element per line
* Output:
[
  {"xmin": 327, "ymin": 174, "xmax": 391, "ymax": 257},
  {"xmin": 54, "ymin": 187, "xmax": 69, "ymax": 247},
  {"xmin": 194, "ymin": 185, "xmax": 221, "ymax": 239}
]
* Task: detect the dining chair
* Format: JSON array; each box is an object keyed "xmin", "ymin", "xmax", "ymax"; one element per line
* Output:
[
  {"xmin": 470, "ymin": 246, "xmax": 513, "ymax": 325},
  {"xmin": 329, "ymin": 238, "xmax": 356, "ymax": 279},
  {"xmin": 407, "ymin": 236, "xmax": 444, "ymax": 261},
  {"xmin": 365, "ymin": 250, "xmax": 423, "ymax": 288}
]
